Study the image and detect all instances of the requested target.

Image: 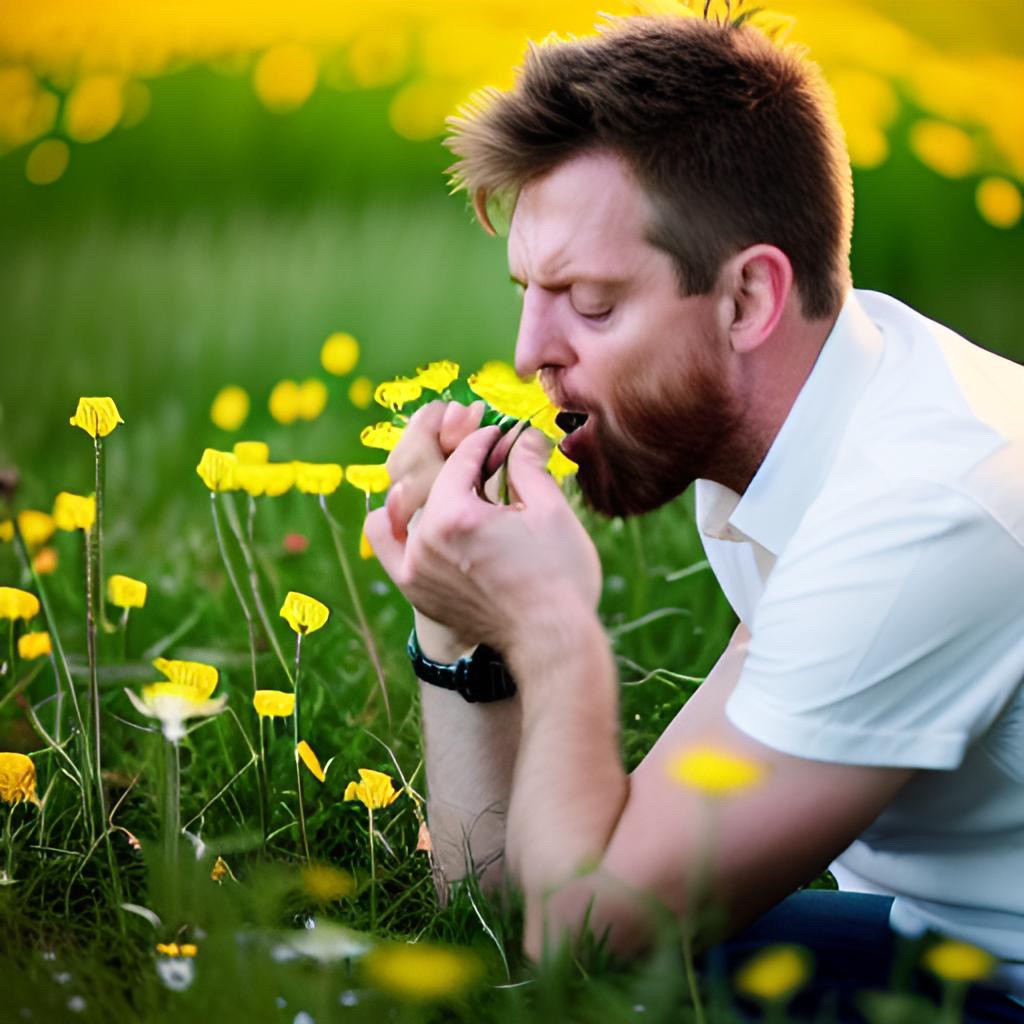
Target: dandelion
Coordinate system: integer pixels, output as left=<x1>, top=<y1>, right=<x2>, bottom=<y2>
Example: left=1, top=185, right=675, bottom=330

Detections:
left=359, top=422, right=405, bottom=452
left=298, top=379, right=328, bottom=421
left=345, top=768, right=401, bottom=929
left=374, top=378, right=423, bottom=412
left=107, top=574, right=147, bottom=610
left=293, top=462, right=343, bottom=495
left=667, top=746, right=766, bottom=796
left=68, top=397, right=123, bottom=438
left=0, top=752, right=39, bottom=805
left=195, top=449, right=238, bottom=492
left=233, top=440, right=269, bottom=464
left=362, top=942, right=481, bottom=1002
left=17, top=631, right=51, bottom=660
left=280, top=592, right=330, bottom=636
left=345, top=464, right=390, bottom=496
left=734, top=944, right=812, bottom=1003
left=922, top=940, right=996, bottom=983
left=348, top=376, right=373, bottom=409
left=16, top=509, right=55, bottom=549
left=321, top=332, right=360, bottom=376
left=302, top=864, right=354, bottom=903
left=269, top=379, right=302, bottom=425
left=32, top=547, right=58, bottom=575
left=210, top=385, right=250, bottom=431
left=413, top=360, right=460, bottom=392
left=52, top=492, right=96, bottom=532
left=253, top=690, right=295, bottom=718
left=0, top=587, right=40, bottom=621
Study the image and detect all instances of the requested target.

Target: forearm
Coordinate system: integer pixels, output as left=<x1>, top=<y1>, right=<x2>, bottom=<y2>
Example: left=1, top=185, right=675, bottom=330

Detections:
left=505, top=610, right=628, bottom=957
left=417, top=616, right=521, bottom=896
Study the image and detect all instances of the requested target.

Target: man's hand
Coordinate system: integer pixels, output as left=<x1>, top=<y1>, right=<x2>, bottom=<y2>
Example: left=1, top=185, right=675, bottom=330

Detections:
left=367, top=421, right=602, bottom=660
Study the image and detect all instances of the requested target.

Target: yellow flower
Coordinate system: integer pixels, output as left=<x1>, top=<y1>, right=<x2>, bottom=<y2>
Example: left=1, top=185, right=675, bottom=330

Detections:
left=298, top=378, right=329, bottom=421
left=155, top=942, right=198, bottom=957
left=909, top=120, right=976, bottom=179
left=233, top=441, right=269, bottom=465
left=210, top=385, right=250, bottom=431
left=374, top=378, right=423, bottom=411
left=302, top=864, right=354, bottom=902
left=53, top=491, right=96, bottom=532
left=107, top=574, right=147, bottom=610
left=734, top=945, right=811, bottom=1002
left=343, top=768, right=399, bottom=810
left=253, top=42, right=317, bottom=113
left=297, top=740, right=326, bottom=782
left=922, top=940, right=996, bottom=983
left=321, top=332, right=360, bottom=376
left=293, top=462, right=344, bottom=495
left=0, top=752, right=40, bottom=805
left=152, top=657, right=219, bottom=699
left=252, top=689, right=295, bottom=718
left=17, top=631, right=51, bottom=660
left=269, top=379, right=302, bottom=425
left=348, top=376, right=373, bottom=409
left=0, top=587, right=40, bottom=621
left=195, top=449, right=238, bottom=492
left=360, top=422, right=405, bottom=452
left=468, top=361, right=563, bottom=441
left=32, top=547, right=58, bottom=575
left=362, top=942, right=480, bottom=1002
left=0, top=521, right=11, bottom=543
left=126, top=682, right=227, bottom=743
left=210, top=856, right=230, bottom=882
left=17, top=509, right=55, bottom=548
left=413, top=360, right=459, bottom=392
left=235, top=462, right=295, bottom=498
left=280, top=591, right=330, bottom=635
left=345, top=464, right=390, bottom=495
left=667, top=746, right=766, bottom=796
left=359, top=527, right=374, bottom=560
left=547, top=447, right=579, bottom=484
left=69, top=396, right=124, bottom=438
left=976, top=177, right=1022, bottom=230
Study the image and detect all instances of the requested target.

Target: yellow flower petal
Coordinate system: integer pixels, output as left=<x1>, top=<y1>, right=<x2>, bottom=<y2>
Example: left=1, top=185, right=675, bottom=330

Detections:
left=0, top=587, right=41, bottom=621
left=252, top=689, right=295, bottom=718
left=343, top=768, right=400, bottom=810
left=293, top=462, right=344, bottom=495
left=359, top=527, right=374, bottom=560
left=17, top=509, right=55, bottom=548
left=413, top=360, right=459, bottom=392
left=345, top=464, right=390, bottom=495
left=321, top=332, right=360, bottom=376
left=360, top=422, right=405, bottom=452
left=210, top=856, right=230, bottom=882
left=18, top=631, right=51, bottom=660
left=195, top=449, right=238, bottom=493
left=922, top=940, right=996, bottom=983
left=280, top=591, right=330, bottom=635
left=547, top=447, right=578, bottom=484
left=53, top=491, right=96, bottom=532
left=69, top=396, right=124, bottom=438
left=152, top=657, right=218, bottom=699
left=348, top=376, right=373, bottom=410
left=0, top=752, right=40, bottom=805
left=232, top=440, right=269, bottom=465
left=235, top=462, right=295, bottom=498
left=210, top=385, right=250, bottom=432
left=302, top=864, right=354, bottom=902
left=107, top=574, right=147, bottom=610
left=362, top=942, right=480, bottom=1002
left=298, top=378, right=328, bottom=421
left=667, top=746, right=765, bottom=796
left=179, top=944, right=198, bottom=957
left=128, top=685, right=227, bottom=743
left=735, top=945, right=811, bottom=1002
left=269, top=379, right=301, bottom=425
left=155, top=943, right=179, bottom=957
left=297, top=740, right=326, bottom=782
left=374, top=378, right=422, bottom=411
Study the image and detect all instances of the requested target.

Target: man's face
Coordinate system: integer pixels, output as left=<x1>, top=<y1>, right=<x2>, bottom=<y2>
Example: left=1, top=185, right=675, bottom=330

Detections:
left=508, top=151, right=742, bottom=516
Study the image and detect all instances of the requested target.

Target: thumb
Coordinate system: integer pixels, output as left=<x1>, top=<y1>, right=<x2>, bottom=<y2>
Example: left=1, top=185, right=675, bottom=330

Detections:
left=506, top=428, right=561, bottom=505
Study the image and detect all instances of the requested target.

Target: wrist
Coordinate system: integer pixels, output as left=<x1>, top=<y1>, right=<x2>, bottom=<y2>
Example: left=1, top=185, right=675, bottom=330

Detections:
left=414, top=610, right=473, bottom=663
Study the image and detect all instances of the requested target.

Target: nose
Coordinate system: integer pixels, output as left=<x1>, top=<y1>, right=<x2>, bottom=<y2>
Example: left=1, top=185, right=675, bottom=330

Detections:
left=514, top=288, right=574, bottom=379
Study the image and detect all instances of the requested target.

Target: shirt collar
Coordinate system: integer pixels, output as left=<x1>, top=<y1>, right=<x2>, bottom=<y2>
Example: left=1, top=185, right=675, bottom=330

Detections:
left=696, top=290, right=884, bottom=555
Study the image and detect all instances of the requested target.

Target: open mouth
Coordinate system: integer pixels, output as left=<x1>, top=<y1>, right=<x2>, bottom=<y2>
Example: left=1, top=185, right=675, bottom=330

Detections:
left=556, top=410, right=589, bottom=435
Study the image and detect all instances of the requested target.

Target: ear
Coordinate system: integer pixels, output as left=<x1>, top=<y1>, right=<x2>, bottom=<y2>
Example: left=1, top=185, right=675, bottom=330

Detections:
left=721, top=245, right=793, bottom=355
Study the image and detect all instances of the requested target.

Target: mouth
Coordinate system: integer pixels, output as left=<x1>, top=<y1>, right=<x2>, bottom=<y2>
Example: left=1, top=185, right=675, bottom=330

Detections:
left=555, top=410, right=589, bottom=435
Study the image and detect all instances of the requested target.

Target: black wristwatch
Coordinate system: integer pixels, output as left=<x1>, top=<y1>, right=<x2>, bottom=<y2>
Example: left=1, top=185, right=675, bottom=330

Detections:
left=407, top=629, right=517, bottom=703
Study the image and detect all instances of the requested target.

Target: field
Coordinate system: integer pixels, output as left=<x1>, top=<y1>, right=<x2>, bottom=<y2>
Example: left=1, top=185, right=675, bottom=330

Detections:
left=1, top=3, right=1023, bottom=1021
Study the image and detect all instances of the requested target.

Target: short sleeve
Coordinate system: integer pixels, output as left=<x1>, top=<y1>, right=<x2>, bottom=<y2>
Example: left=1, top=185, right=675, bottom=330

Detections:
left=726, top=480, right=1024, bottom=770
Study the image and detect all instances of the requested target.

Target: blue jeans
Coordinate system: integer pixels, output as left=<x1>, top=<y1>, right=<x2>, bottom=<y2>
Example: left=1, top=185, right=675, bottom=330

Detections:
left=704, top=891, right=1024, bottom=1023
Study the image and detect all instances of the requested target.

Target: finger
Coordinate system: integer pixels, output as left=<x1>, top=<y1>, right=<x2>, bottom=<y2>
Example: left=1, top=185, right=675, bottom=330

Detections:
left=385, top=401, right=446, bottom=479
left=483, top=421, right=523, bottom=478
left=439, top=400, right=485, bottom=456
left=428, top=426, right=502, bottom=505
left=364, top=508, right=406, bottom=581
left=505, top=428, right=561, bottom=505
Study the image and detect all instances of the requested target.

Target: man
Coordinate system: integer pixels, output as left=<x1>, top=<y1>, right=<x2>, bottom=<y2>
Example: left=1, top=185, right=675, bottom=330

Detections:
left=364, top=14, right=1024, bottom=1016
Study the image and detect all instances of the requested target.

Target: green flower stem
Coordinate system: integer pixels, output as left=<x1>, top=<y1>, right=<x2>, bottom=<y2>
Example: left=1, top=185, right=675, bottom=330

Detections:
left=319, top=495, right=392, bottom=728
left=94, top=438, right=114, bottom=634
left=119, top=608, right=130, bottom=662
left=292, top=632, right=310, bottom=863
left=5, top=620, right=12, bottom=680
left=165, top=738, right=181, bottom=871
left=48, top=650, right=63, bottom=744
left=208, top=492, right=261, bottom=694
left=682, top=928, right=707, bottom=1024
left=3, top=805, right=12, bottom=882
left=368, top=805, right=377, bottom=932
left=257, top=714, right=270, bottom=847
left=222, top=493, right=293, bottom=689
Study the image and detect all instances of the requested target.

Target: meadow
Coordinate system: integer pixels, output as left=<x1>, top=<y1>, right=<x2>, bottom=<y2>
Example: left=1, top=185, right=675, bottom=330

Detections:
left=1, top=5, right=1023, bottom=1021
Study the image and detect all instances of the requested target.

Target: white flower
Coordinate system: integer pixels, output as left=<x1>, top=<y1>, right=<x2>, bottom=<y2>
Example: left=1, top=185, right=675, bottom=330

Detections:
left=125, top=684, right=227, bottom=743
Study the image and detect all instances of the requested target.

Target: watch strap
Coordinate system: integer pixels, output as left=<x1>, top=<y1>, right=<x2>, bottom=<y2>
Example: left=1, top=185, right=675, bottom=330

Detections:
left=407, top=629, right=517, bottom=703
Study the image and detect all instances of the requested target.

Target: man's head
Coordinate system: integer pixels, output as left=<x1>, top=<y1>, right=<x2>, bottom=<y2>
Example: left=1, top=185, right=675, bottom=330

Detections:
left=447, top=16, right=852, bottom=322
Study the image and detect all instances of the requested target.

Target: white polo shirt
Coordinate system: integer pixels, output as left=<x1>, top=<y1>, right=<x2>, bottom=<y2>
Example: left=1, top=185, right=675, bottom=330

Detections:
left=695, top=289, right=1024, bottom=964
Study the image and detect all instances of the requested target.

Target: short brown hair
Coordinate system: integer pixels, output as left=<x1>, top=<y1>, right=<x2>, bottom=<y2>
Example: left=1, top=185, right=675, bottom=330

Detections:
left=446, top=16, right=852, bottom=320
